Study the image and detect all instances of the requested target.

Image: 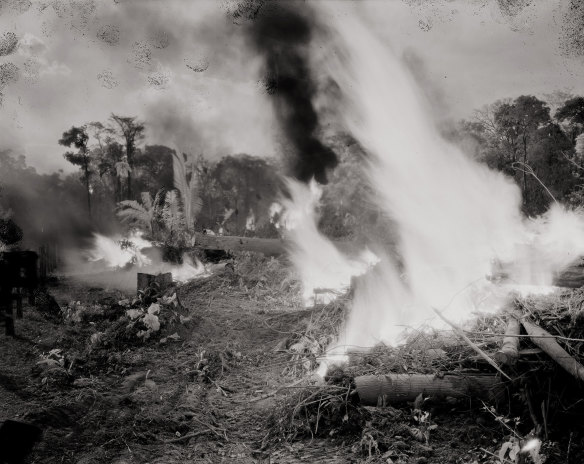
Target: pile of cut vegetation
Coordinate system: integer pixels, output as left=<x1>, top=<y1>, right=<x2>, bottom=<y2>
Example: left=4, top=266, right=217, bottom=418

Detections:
left=263, top=288, right=584, bottom=464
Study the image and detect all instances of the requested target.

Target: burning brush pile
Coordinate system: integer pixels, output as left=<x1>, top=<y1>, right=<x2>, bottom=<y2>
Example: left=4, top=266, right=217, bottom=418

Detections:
left=23, top=2, right=584, bottom=461
left=242, top=3, right=584, bottom=462
left=260, top=287, right=584, bottom=463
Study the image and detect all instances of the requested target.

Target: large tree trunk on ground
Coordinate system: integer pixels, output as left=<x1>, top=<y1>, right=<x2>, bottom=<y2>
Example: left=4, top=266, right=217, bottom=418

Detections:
left=194, top=234, right=286, bottom=256
left=193, top=233, right=360, bottom=257
left=193, top=233, right=584, bottom=289
left=354, top=373, right=505, bottom=406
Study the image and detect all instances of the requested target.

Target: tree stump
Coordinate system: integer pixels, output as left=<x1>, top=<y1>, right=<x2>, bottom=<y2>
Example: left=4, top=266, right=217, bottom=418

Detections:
left=137, top=272, right=173, bottom=295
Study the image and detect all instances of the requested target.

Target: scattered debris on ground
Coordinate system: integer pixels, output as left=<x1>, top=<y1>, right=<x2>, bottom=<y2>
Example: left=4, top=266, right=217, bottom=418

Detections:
left=1, top=253, right=583, bottom=463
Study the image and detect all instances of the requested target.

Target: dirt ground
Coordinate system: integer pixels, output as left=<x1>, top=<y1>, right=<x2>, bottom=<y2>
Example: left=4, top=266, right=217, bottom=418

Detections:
left=0, top=262, right=579, bottom=463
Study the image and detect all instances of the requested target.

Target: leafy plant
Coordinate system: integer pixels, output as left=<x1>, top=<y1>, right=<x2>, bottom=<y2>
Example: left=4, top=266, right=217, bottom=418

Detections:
left=117, top=190, right=163, bottom=234
left=161, top=189, right=184, bottom=234
left=172, top=149, right=202, bottom=233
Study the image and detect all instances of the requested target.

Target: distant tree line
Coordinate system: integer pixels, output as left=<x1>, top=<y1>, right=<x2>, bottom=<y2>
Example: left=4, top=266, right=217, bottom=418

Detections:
left=4, top=94, right=583, bottom=251
left=0, top=115, right=287, bottom=250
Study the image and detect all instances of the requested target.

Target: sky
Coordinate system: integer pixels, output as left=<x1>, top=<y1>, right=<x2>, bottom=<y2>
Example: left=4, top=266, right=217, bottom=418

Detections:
left=0, top=0, right=583, bottom=174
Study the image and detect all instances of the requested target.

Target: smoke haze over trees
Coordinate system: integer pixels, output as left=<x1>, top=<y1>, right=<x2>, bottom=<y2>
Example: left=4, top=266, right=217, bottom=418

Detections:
left=2, top=2, right=584, bottom=251
left=446, top=94, right=584, bottom=216
left=5, top=89, right=584, bottom=252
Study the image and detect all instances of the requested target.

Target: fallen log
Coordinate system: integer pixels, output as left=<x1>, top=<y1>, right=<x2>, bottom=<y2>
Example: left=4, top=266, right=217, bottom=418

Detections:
left=354, top=373, right=505, bottom=406
left=494, top=310, right=521, bottom=366
left=519, top=317, right=584, bottom=382
left=194, top=233, right=285, bottom=256
left=193, top=233, right=360, bottom=257
left=193, top=235, right=584, bottom=288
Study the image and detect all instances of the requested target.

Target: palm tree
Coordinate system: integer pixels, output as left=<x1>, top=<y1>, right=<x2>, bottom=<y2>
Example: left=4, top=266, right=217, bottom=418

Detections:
left=117, top=190, right=163, bottom=235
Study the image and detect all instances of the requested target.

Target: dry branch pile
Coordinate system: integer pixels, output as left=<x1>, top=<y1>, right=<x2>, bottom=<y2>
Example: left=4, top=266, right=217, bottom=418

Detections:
left=263, top=287, right=584, bottom=463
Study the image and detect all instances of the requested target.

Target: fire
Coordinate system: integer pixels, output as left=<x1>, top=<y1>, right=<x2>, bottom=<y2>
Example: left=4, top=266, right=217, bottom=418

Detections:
left=245, top=210, right=256, bottom=232
left=284, top=3, right=584, bottom=375
left=280, top=179, right=379, bottom=307
left=86, top=231, right=208, bottom=283
left=167, top=255, right=210, bottom=283
left=87, top=231, right=152, bottom=268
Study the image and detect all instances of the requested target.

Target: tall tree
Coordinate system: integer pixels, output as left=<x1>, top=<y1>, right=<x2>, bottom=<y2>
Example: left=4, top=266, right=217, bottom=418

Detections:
left=87, top=121, right=124, bottom=203
left=455, top=95, right=584, bottom=214
left=555, top=96, right=584, bottom=143
left=493, top=96, right=551, bottom=200
left=59, top=126, right=92, bottom=218
left=96, top=141, right=125, bottom=203
left=133, top=145, right=174, bottom=194
left=110, top=115, right=145, bottom=199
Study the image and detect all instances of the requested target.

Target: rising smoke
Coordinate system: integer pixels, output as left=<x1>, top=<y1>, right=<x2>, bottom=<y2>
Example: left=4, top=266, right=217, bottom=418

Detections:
left=245, top=2, right=338, bottom=184
left=273, top=2, right=584, bottom=373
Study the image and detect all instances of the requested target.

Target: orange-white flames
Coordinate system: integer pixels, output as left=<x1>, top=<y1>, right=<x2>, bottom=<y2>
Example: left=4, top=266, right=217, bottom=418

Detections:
left=280, top=180, right=379, bottom=306
left=88, top=231, right=152, bottom=268
left=280, top=3, right=584, bottom=376
left=86, top=231, right=208, bottom=283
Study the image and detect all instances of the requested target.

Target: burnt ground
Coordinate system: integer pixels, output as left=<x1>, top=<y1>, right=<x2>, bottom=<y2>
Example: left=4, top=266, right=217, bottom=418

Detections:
left=0, top=262, right=580, bottom=463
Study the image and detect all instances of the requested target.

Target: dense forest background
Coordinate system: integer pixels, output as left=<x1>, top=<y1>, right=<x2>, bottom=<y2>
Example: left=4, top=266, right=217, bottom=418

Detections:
left=1, top=92, right=584, bottom=253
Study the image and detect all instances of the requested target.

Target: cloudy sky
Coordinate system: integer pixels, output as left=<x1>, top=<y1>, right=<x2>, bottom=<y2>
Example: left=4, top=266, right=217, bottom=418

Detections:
left=0, top=0, right=583, bottom=174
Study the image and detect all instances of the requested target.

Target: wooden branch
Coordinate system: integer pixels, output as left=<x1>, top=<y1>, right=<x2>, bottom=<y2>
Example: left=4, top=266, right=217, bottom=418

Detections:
left=432, top=307, right=512, bottom=381
left=519, top=316, right=584, bottom=382
left=354, top=374, right=505, bottom=406
left=494, top=310, right=521, bottom=366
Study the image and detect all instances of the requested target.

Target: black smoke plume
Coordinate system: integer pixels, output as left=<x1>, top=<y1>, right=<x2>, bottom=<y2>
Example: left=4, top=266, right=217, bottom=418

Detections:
left=245, top=2, right=338, bottom=184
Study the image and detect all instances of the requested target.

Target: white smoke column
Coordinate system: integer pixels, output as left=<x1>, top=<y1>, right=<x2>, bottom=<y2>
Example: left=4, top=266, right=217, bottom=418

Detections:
left=301, top=2, right=584, bottom=364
